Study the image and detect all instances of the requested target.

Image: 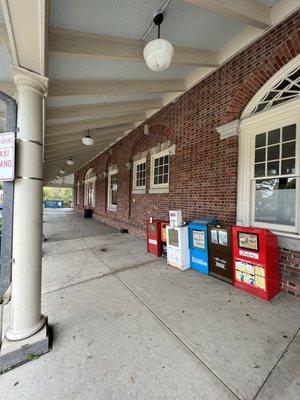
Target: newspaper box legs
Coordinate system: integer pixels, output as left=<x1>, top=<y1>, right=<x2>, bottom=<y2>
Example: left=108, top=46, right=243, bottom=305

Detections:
left=232, top=227, right=280, bottom=301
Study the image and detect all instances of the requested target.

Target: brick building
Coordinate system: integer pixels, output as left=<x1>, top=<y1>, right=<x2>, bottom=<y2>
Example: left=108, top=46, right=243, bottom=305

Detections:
left=74, top=10, right=300, bottom=296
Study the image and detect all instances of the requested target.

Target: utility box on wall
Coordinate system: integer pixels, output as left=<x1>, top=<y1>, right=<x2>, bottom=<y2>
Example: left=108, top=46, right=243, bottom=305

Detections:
left=232, top=227, right=280, bottom=301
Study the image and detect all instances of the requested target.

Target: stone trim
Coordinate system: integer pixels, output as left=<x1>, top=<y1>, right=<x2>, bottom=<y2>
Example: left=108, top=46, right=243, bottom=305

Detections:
left=216, top=119, right=240, bottom=140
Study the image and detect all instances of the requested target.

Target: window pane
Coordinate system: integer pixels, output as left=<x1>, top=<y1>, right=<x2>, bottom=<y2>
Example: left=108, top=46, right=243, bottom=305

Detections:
left=255, top=148, right=265, bottom=163
left=255, top=163, right=265, bottom=177
left=267, top=161, right=279, bottom=176
left=268, top=129, right=280, bottom=145
left=255, top=133, right=266, bottom=148
left=163, top=174, right=168, bottom=184
left=282, top=141, right=295, bottom=158
left=158, top=175, right=163, bottom=184
left=154, top=176, right=158, bottom=185
left=282, top=124, right=296, bottom=142
left=254, top=178, right=296, bottom=226
left=281, top=158, right=296, bottom=175
left=267, top=145, right=279, bottom=161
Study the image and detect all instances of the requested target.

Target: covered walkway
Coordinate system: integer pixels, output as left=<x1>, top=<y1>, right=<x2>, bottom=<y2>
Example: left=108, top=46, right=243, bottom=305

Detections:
left=1, top=209, right=299, bottom=400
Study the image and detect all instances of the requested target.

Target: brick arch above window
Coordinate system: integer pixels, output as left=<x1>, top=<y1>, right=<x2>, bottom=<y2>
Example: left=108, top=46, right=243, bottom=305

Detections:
left=221, top=34, right=300, bottom=125
left=130, top=122, right=173, bottom=161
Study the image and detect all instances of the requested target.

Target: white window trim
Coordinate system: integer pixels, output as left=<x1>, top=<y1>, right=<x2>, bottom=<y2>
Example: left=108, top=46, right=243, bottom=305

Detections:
left=76, top=181, right=80, bottom=205
left=132, top=158, right=146, bottom=194
left=237, top=99, right=300, bottom=238
left=84, top=169, right=96, bottom=208
left=150, top=149, right=170, bottom=194
left=107, top=169, right=117, bottom=211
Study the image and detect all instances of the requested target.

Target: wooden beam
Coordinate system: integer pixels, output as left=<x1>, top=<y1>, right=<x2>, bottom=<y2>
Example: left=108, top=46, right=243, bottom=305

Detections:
left=48, top=28, right=218, bottom=67
left=0, top=82, right=15, bottom=97
left=47, top=113, right=145, bottom=136
left=45, top=135, right=122, bottom=155
left=48, top=80, right=185, bottom=98
left=47, top=99, right=162, bottom=122
left=45, top=124, right=134, bottom=146
left=0, top=23, right=11, bottom=54
left=183, top=0, right=271, bottom=29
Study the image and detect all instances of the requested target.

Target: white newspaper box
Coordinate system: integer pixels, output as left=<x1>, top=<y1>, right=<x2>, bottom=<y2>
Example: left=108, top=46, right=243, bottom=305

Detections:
left=166, top=225, right=190, bottom=271
left=169, top=210, right=182, bottom=228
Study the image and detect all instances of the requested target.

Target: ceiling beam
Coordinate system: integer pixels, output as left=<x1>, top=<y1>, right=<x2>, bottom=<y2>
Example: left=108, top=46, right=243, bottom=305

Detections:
left=46, top=99, right=162, bottom=122
left=45, top=123, right=134, bottom=146
left=0, top=23, right=11, bottom=54
left=47, top=112, right=145, bottom=136
left=45, top=137, right=116, bottom=156
left=183, top=0, right=271, bottom=29
left=48, top=80, right=185, bottom=98
left=48, top=28, right=218, bottom=67
left=0, top=82, right=15, bottom=97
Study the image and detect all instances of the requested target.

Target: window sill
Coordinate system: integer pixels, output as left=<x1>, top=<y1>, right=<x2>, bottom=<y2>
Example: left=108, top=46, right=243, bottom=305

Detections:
left=132, top=189, right=146, bottom=195
left=149, top=187, right=169, bottom=194
left=107, top=206, right=117, bottom=212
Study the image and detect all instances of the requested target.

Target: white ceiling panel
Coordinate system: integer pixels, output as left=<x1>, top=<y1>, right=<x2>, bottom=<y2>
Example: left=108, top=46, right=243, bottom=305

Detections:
left=51, top=0, right=166, bottom=40
left=49, top=57, right=127, bottom=80
left=0, top=45, right=12, bottom=81
left=146, top=0, right=246, bottom=51
left=51, top=0, right=249, bottom=51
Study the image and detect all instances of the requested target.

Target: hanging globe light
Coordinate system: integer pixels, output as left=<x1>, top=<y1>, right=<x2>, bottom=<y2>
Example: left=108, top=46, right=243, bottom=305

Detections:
left=143, top=13, right=174, bottom=72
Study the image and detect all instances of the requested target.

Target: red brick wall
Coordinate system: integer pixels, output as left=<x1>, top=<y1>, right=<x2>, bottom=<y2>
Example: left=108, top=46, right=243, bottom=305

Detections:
left=75, top=11, right=300, bottom=296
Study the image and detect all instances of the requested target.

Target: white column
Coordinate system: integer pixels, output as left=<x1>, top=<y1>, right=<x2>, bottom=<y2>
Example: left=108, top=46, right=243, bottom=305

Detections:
left=6, top=66, right=48, bottom=341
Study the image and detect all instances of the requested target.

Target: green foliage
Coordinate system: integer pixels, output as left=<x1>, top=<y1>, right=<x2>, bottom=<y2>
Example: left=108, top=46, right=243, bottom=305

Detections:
left=43, top=187, right=73, bottom=207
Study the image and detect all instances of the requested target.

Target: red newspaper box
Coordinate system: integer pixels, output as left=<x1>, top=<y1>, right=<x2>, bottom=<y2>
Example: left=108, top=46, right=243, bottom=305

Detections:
left=232, top=226, right=280, bottom=301
left=146, top=220, right=168, bottom=257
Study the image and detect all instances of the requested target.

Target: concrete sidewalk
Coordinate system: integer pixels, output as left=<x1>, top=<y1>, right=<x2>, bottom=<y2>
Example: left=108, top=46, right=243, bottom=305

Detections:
left=1, top=209, right=299, bottom=400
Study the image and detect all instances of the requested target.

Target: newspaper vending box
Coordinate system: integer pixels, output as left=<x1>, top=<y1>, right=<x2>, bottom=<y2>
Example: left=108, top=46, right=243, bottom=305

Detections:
left=232, top=226, right=280, bottom=300
left=146, top=220, right=168, bottom=257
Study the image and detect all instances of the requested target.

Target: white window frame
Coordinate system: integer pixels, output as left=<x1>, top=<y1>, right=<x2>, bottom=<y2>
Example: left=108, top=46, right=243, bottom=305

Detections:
left=132, top=158, right=146, bottom=194
left=150, top=150, right=170, bottom=194
left=107, top=169, right=118, bottom=211
left=237, top=99, right=300, bottom=238
left=76, top=181, right=80, bottom=205
left=84, top=169, right=96, bottom=208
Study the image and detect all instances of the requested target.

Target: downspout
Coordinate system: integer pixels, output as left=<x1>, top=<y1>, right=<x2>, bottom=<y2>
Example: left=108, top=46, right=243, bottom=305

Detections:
left=0, top=90, right=17, bottom=347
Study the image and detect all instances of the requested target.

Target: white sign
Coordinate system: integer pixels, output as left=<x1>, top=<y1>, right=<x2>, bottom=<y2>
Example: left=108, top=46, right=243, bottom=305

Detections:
left=239, top=249, right=259, bottom=260
left=0, top=132, right=15, bottom=181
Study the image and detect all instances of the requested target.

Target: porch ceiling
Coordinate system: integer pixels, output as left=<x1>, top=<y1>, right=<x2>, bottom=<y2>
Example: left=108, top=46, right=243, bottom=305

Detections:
left=0, top=0, right=294, bottom=182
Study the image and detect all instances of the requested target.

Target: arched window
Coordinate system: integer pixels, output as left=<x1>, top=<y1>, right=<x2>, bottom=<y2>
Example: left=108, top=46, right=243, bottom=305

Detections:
left=84, top=168, right=96, bottom=208
left=237, top=56, right=300, bottom=237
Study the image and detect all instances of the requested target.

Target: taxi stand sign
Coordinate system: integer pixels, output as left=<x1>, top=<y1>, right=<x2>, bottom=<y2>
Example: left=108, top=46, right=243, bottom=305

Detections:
left=0, top=132, right=15, bottom=181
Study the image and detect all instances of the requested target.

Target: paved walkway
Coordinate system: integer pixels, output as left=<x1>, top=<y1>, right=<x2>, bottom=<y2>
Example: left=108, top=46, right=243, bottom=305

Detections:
left=1, top=209, right=299, bottom=400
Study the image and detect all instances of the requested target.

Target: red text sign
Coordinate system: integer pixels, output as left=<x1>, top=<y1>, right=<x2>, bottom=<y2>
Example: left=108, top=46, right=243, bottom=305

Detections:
left=0, top=132, right=15, bottom=181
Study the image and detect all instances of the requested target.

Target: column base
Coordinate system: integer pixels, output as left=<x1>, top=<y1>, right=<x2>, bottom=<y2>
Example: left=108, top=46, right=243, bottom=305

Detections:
left=0, top=318, right=50, bottom=374
left=5, top=314, right=46, bottom=341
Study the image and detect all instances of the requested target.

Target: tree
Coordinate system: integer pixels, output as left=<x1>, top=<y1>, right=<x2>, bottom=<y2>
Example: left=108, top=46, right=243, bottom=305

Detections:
left=43, top=187, right=73, bottom=207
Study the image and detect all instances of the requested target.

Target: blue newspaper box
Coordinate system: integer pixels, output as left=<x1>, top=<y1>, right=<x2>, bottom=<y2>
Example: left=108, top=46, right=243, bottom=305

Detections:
left=188, top=217, right=219, bottom=274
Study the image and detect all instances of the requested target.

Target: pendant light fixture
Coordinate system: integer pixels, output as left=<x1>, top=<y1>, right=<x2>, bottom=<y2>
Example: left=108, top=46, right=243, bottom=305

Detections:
left=82, top=129, right=94, bottom=146
left=60, top=169, right=65, bottom=174
left=143, top=13, right=174, bottom=72
left=67, top=158, right=75, bottom=166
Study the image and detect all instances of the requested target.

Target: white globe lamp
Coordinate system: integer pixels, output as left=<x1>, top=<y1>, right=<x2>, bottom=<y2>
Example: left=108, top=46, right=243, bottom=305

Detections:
left=82, top=131, right=94, bottom=146
left=144, top=38, right=174, bottom=72
left=67, top=158, right=75, bottom=166
left=143, top=13, right=174, bottom=72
